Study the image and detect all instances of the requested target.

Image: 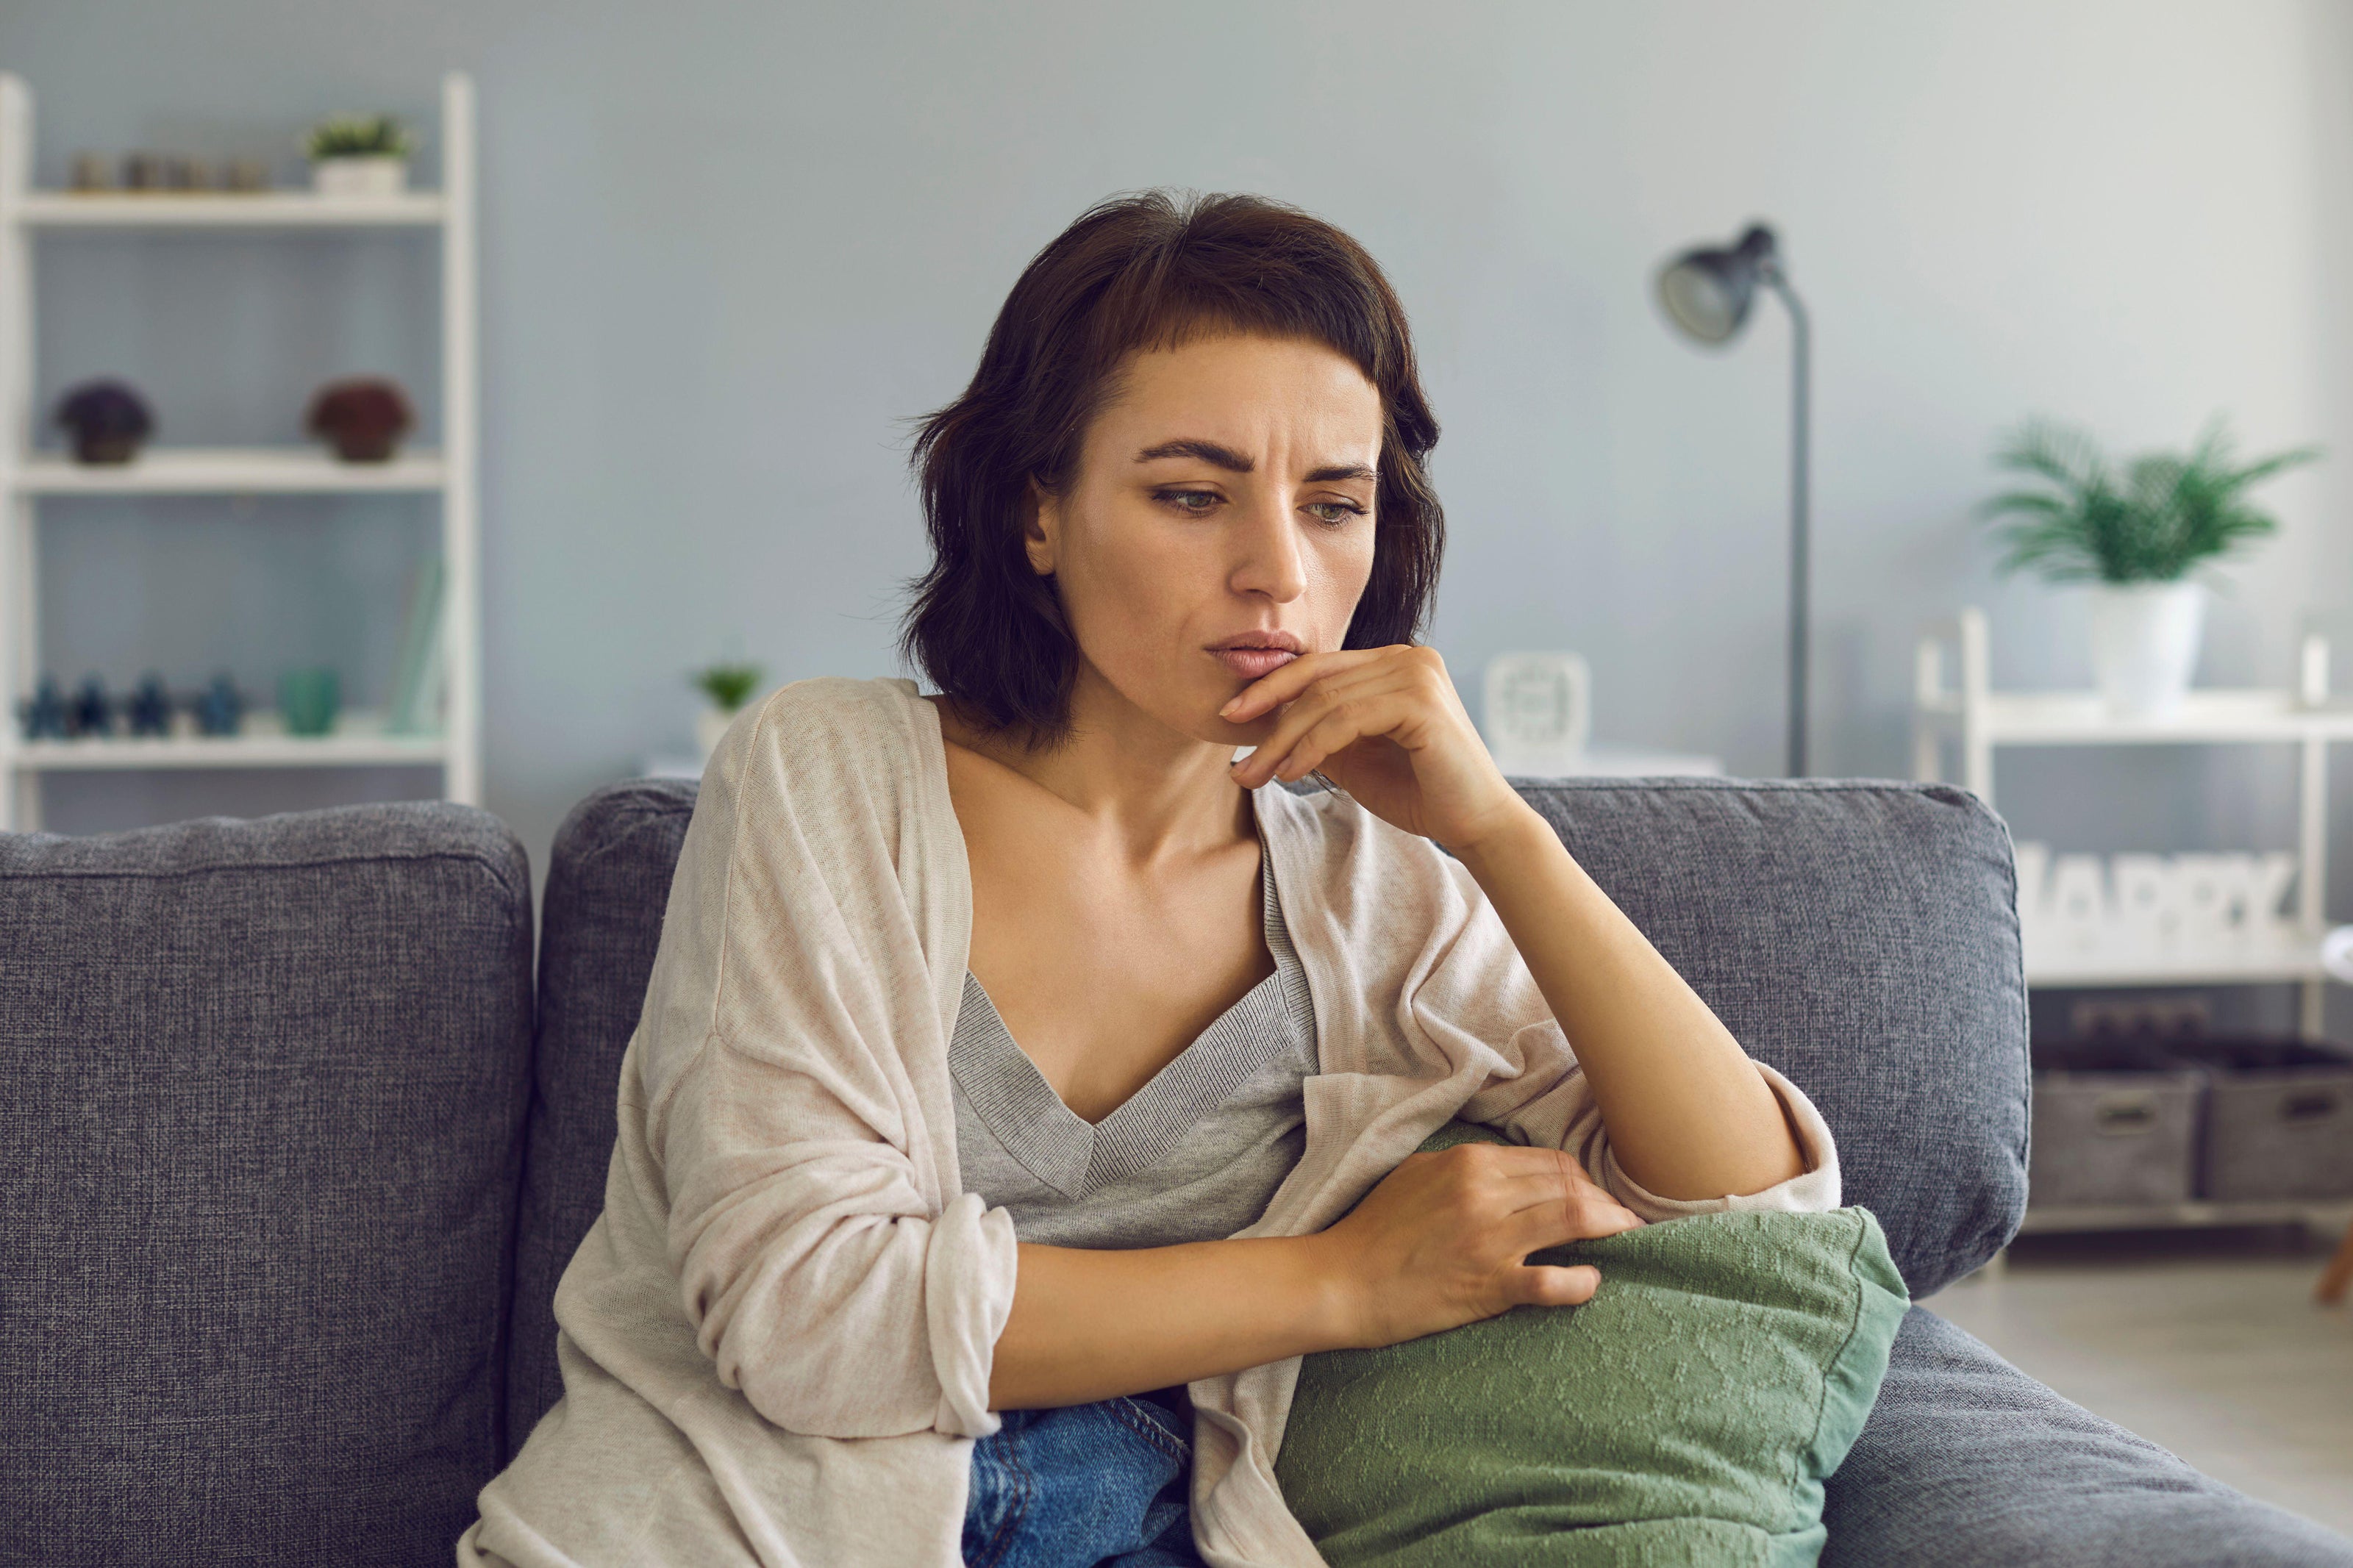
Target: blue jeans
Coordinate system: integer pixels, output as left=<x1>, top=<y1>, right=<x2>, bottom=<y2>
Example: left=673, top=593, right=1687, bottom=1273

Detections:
left=963, top=1389, right=1203, bottom=1567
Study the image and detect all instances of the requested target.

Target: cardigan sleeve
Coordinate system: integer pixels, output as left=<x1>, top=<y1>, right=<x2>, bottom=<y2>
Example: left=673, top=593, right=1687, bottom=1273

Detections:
left=660, top=1037, right=1016, bottom=1439
left=633, top=681, right=1018, bottom=1442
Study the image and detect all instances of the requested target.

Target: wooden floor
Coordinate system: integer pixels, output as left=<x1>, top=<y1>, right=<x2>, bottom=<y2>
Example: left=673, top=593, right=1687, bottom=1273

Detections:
left=1919, top=1225, right=2353, bottom=1539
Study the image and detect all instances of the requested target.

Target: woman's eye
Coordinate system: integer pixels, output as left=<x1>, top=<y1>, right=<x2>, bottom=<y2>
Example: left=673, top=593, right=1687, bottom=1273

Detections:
left=1154, top=488, right=1221, bottom=515
left=1304, top=501, right=1368, bottom=526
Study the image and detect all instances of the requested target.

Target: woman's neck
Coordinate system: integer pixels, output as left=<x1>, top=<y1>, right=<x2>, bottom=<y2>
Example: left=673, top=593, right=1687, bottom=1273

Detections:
left=932, top=664, right=1253, bottom=867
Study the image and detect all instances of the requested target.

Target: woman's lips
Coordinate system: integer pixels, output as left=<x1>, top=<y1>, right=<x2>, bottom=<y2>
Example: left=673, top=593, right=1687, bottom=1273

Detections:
left=1213, top=646, right=1299, bottom=680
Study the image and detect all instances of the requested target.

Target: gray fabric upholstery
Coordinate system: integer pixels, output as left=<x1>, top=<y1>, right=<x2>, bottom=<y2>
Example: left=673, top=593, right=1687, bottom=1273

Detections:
left=0, top=805, right=533, bottom=1568
left=1824, top=1306, right=2353, bottom=1566
left=1511, top=778, right=2029, bottom=1297
left=507, top=781, right=696, bottom=1456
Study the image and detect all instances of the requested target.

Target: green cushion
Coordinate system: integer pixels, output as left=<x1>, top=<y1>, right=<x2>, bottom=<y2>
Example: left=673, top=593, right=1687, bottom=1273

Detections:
left=1275, top=1122, right=1909, bottom=1567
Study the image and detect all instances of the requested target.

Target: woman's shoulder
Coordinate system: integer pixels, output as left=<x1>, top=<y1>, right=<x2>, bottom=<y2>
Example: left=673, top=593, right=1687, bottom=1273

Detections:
left=704, top=676, right=935, bottom=792
left=724, top=674, right=928, bottom=751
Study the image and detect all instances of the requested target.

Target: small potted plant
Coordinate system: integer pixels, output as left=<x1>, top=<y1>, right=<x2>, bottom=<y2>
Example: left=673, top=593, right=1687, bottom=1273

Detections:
left=54, top=380, right=154, bottom=464
left=304, top=114, right=413, bottom=198
left=1977, top=414, right=2321, bottom=720
left=306, top=377, right=414, bottom=462
left=692, top=660, right=766, bottom=759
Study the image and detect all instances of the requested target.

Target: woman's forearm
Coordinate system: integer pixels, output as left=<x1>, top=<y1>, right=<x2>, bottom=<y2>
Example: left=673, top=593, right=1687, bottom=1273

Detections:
left=1452, top=805, right=1806, bottom=1203
left=988, top=1234, right=1350, bottom=1410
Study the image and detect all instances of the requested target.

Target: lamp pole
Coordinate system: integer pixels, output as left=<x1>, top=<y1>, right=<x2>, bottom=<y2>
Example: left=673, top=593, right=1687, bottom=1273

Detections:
left=1653, top=222, right=1813, bottom=778
left=1763, top=265, right=1810, bottom=778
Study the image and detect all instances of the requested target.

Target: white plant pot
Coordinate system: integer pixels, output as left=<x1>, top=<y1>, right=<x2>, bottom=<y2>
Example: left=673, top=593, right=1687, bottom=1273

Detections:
left=2088, top=581, right=2206, bottom=721
left=310, top=156, right=407, bottom=198
left=696, top=706, right=738, bottom=761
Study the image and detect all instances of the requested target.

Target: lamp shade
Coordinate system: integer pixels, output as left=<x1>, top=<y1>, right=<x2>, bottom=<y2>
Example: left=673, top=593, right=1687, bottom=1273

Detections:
left=1654, top=223, right=1779, bottom=344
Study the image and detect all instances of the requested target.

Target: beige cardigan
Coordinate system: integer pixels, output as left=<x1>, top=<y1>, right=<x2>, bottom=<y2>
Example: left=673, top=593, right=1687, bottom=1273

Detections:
left=460, top=676, right=1841, bottom=1568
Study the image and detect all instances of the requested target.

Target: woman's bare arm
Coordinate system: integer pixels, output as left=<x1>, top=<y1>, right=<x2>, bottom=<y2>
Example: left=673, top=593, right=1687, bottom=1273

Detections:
left=990, top=1236, right=1339, bottom=1408
left=1221, top=643, right=1807, bottom=1206
left=1454, top=809, right=1807, bottom=1202
left=988, top=1137, right=1644, bottom=1409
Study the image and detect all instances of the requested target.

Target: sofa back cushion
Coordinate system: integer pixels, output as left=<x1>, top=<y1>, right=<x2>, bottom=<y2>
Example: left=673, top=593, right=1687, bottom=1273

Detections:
left=0, top=805, right=534, bottom=1568
left=510, top=774, right=2026, bottom=1445
left=507, top=781, right=699, bottom=1454
left=1515, top=779, right=2027, bottom=1293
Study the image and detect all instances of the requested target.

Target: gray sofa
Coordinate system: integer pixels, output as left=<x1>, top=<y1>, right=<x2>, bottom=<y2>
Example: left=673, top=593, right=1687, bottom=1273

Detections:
left=4, top=775, right=2348, bottom=1567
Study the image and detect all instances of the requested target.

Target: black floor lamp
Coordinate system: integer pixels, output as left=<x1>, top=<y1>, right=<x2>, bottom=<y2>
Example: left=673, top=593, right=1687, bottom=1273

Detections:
left=1653, top=223, right=1812, bottom=778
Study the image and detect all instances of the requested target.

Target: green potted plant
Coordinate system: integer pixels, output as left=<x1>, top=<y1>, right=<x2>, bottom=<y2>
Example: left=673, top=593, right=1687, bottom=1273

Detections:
left=1976, top=414, right=2320, bottom=720
left=691, top=659, right=766, bottom=759
left=304, top=114, right=413, bottom=199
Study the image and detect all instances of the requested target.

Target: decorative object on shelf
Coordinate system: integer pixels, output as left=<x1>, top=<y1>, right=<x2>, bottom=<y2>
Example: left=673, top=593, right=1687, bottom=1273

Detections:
left=304, top=113, right=412, bottom=198
left=305, top=377, right=413, bottom=462
left=14, top=675, right=69, bottom=741
left=1975, top=415, right=2322, bottom=722
left=383, top=556, right=446, bottom=735
left=68, top=675, right=113, bottom=737
left=1482, top=651, right=1590, bottom=775
left=1652, top=221, right=1812, bottom=776
left=1477, top=651, right=1725, bottom=778
left=53, top=379, right=153, bottom=465
left=192, top=673, right=246, bottom=737
left=124, top=672, right=172, bottom=737
left=278, top=667, right=340, bottom=737
left=66, top=150, right=271, bottom=196
left=2015, top=841, right=2303, bottom=972
left=692, top=657, right=766, bottom=759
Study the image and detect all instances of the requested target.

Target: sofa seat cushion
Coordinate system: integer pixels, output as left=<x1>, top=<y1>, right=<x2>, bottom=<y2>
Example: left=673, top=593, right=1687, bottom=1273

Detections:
left=1821, top=1306, right=2353, bottom=1567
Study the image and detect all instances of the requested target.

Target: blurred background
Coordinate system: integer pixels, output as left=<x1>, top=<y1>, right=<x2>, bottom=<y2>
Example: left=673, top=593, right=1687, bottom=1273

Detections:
left=5, top=0, right=2352, bottom=1528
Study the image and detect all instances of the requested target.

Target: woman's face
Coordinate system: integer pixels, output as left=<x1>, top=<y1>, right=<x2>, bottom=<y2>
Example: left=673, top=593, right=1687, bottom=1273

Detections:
left=1029, top=332, right=1384, bottom=749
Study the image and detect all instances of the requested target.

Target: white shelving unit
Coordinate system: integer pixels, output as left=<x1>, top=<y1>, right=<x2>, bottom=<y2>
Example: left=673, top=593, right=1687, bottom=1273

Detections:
left=1915, top=606, right=2353, bottom=1261
left=0, top=71, right=480, bottom=831
left=1913, top=606, right=2347, bottom=1027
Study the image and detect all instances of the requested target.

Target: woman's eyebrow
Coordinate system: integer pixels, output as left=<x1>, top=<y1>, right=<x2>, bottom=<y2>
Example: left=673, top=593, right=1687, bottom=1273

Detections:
left=1134, top=440, right=1377, bottom=485
left=1135, top=438, right=1252, bottom=470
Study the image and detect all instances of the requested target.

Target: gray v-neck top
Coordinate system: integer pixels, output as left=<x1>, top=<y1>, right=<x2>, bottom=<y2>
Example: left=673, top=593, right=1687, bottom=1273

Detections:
left=949, top=843, right=1318, bottom=1250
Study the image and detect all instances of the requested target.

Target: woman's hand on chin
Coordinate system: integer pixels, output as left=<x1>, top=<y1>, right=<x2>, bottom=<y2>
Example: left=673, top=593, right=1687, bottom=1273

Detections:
left=1220, top=644, right=1531, bottom=853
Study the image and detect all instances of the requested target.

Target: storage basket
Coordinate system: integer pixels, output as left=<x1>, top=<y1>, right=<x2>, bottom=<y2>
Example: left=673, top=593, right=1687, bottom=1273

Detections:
left=2160, top=1036, right=2353, bottom=1203
left=2027, top=1036, right=2204, bottom=1209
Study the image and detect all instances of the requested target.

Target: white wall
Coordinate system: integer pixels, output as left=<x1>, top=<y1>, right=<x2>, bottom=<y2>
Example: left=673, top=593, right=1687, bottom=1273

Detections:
left=10, top=0, right=2352, bottom=1009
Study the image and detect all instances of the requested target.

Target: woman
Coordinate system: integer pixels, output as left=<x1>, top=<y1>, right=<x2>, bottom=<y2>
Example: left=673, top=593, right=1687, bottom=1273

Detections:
left=460, top=191, right=1838, bottom=1568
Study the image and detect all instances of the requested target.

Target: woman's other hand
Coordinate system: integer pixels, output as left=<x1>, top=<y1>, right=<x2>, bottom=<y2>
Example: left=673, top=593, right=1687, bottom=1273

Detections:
left=1309, top=1139, right=1646, bottom=1350
left=1219, top=645, right=1527, bottom=853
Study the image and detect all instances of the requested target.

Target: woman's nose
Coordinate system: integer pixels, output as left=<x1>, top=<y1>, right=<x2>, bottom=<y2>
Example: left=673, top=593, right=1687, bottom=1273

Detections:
left=1229, top=497, right=1308, bottom=603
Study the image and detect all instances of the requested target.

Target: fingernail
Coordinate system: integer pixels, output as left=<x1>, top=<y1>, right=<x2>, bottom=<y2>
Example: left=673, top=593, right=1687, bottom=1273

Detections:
left=1218, top=697, right=1241, bottom=717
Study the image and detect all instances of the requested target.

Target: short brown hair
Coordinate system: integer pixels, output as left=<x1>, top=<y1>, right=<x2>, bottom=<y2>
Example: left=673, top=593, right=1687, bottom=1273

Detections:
left=900, top=190, right=1444, bottom=742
